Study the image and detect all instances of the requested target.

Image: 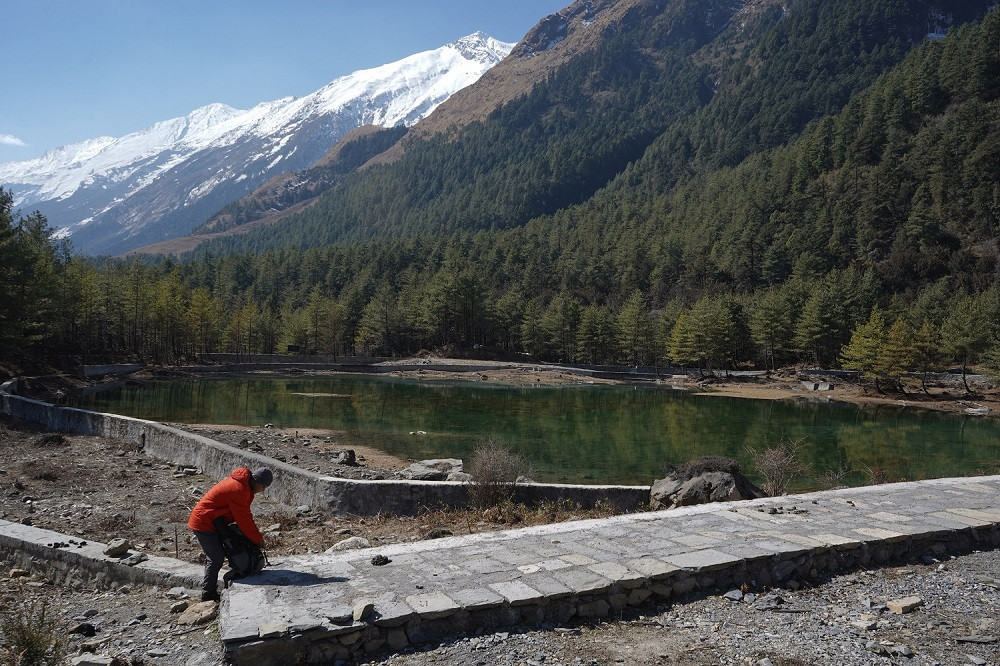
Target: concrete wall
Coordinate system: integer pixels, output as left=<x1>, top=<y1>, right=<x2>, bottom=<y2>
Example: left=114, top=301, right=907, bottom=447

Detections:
left=76, top=364, right=143, bottom=379
left=0, top=392, right=649, bottom=516
left=0, top=519, right=201, bottom=590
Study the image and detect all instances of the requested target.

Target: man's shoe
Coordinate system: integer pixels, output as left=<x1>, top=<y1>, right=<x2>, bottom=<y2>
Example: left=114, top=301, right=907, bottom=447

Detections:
left=201, top=591, right=221, bottom=603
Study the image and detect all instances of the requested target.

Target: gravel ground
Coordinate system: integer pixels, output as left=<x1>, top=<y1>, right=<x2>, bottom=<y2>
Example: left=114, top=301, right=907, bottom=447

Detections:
left=369, top=550, right=1000, bottom=666
left=1, top=413, right=998, bottom=665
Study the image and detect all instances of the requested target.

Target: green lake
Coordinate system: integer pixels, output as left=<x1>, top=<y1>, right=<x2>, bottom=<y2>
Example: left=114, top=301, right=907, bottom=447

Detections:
left=68, top=375, right=1000, bottom=488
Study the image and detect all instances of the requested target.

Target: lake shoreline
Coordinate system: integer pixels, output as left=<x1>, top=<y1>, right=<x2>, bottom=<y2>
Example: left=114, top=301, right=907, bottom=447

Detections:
left=123, top=356, right=1000, bottom=420
left=319, top=357, right=1000, bottom=419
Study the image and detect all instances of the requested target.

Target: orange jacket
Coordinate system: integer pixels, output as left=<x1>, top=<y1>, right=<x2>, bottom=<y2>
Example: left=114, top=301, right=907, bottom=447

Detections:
left=187, top=467, right=264, bottom=545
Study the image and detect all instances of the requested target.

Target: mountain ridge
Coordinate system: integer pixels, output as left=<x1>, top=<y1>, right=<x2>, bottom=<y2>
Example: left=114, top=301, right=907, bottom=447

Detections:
left=197, top=0, right=991, bottom=259
left=0, top=33, right=512, bottom=255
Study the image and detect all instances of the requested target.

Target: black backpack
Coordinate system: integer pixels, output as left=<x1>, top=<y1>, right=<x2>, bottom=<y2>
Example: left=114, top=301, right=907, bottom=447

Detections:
left=213, top=517, right=268, bottom=585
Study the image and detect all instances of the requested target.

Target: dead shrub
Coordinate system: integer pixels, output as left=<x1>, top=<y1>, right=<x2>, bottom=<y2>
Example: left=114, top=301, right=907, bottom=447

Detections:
left=467, top=440, right=529, bottom=509
left=861, top=464, right=901, bottom=486
left=820, top=463, right=853, bottom=489
left=0, top=599, right=67, bottom=666
left=479, top=501, right=525, bottom=524
left=743, top=438, right=810, bottom=497
left=32, top=434, right=65, bottom=448
left=663, top=456, right=743, bottom=481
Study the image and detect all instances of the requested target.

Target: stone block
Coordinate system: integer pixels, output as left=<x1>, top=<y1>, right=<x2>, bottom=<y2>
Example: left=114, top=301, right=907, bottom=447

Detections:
left=771, top=560, right=797, bottom=583
left=628, top=588, right=652, bottom=605
left=671, top=576, right=697, bottom=595
left=576, top=599, right=610, bottom=618
left=258, top=621, right=287, bottom=639
left=406, top=619, right=454, bottom=645
left=449, top=587, right=505, bottom=610
left=372, top=599, right=417, bottom=627
left=664, top=548, right=740, bottom=571
left=544, top=600, right=577, bottom=624
left=363, top=637, right=386, bottom=654
left=520, top=605, right=545, bottom=624
left=626, top=556, right=679, bottom=580
left=386, top=627, right=409, bottom=652
left=353, top=599, right=375, bottom=622
left=651, top=583, right=673, bottom=600
left=887, top=596, right=923, bottom=614
left=406, top=591, right=458, bottom=620
left=488, top=580, right=544, bottom=606
left=103, top=538, right=130, bottom=558
left=521, top=574, right=574, bottom=599
left=552, top=568, right=612, bottom=595
left=588, top=561, right=644, bottom=587
left=339, top=630, right=362, bottom=646
left=176, top=600, right=218, bottom=626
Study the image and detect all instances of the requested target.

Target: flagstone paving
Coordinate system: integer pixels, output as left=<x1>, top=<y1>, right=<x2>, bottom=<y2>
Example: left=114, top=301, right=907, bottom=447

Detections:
left=221, top=476, right=1000, bottom=664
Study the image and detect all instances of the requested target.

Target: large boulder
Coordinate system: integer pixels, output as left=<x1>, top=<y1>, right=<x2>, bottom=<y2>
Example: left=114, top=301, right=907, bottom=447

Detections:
left=650, top=457, right=764, bottom=509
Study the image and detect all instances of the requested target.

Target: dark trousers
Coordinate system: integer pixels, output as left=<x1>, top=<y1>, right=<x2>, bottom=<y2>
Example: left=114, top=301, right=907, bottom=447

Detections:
left=193, top=529, right=225, bottom=594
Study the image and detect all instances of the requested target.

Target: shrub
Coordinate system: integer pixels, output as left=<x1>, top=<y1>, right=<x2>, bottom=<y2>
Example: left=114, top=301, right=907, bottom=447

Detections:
left=821, top=463, right=853, bottom=489
left=663, top=456, right=742, bottom=481
left=0, top=599, right=67, bottom=666
left=861, top=464, right=901, bottom=485
left=743, top=438, right=810, bottom=496
left=467, top=440, right=529, bottom=509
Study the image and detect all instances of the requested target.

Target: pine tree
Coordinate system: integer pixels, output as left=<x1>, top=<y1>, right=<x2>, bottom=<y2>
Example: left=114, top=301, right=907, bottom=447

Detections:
left=840, top=307, right=885, bottom=391
left=186, top=287, right=220, bottom=358
left=667, top=310, right=698, bottom=369
left=875, top=316, right=914, bottom=392
left=576, top=304, right=616, bottom=365
left=519, top=300, right=545, bottom=359
left=940, top=295, right=991, bottom=394
left=750, top=288, right=794, bottom=371
left=911, top=318, right=943, bottom=394
left=355, top=282, right=399, bottom=356
left=616, top=291, right=654, bottom=366
left=689, top=296, right=736, bottom=374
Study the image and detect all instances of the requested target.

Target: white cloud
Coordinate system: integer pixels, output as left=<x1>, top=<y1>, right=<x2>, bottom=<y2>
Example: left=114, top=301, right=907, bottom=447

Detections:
left=0, top=134, right=27, bottom=147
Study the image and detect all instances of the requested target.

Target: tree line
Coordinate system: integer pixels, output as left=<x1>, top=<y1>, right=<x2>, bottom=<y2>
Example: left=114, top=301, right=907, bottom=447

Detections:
left=4, top=193, right=1000, bottom=392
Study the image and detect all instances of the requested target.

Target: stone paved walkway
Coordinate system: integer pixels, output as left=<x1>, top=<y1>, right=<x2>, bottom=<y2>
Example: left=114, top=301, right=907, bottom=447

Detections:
left=221, top=476, right=1000, bottom=664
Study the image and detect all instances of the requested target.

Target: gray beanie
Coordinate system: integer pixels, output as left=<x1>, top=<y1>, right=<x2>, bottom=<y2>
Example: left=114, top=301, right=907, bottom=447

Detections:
left=251, top=467, right=273, bottom=488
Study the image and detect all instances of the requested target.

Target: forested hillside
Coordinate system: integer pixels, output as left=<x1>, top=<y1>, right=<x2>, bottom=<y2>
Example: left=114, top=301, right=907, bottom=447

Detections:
left=2, top=1, right=998, bottom=383
left=198, top=0, right=990, bottom=252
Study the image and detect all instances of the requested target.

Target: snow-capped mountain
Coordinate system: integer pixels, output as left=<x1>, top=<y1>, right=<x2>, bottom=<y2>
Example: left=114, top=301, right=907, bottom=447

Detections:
left=0, top=33, right=512, bottom=255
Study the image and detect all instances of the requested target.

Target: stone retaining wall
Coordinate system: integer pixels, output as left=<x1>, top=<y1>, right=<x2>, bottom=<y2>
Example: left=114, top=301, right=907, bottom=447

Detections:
left=227, top=523, right=1000, bottom=665
left=0, top=519, right=201, bottom=591
left=0, top=392, right=649, bottom=516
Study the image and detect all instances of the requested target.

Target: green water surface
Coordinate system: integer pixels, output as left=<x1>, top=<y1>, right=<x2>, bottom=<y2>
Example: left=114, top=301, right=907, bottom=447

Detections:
left=68, top=375, right=1000, bottom=487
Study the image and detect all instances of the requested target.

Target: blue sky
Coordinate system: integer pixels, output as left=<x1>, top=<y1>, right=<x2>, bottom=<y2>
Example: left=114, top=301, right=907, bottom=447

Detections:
left=0, top=1, right=567, bottom=163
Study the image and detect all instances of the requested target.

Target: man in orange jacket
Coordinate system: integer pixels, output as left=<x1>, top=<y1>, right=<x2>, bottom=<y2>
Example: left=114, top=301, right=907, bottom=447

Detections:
left=188, top=466, right=272, bottom=602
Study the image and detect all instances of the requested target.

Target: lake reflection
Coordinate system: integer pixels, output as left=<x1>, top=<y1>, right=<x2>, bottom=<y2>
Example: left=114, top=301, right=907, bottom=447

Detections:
left=68, top=375, right=1000, bottom=487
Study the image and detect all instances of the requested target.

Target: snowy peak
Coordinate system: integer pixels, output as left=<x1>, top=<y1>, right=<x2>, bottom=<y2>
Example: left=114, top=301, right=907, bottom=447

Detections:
left=450, top=31, right=513, bottom=63
left=179, top=103, right=245, bottom=139
left=0, top=33, right=512, bottom=255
